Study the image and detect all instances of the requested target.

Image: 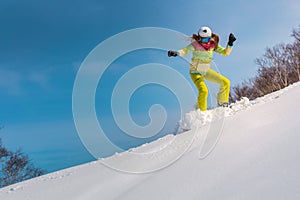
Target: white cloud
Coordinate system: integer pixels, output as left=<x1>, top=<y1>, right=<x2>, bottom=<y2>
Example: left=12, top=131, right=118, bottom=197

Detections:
left=28, top=69, right=52, bottom=88
left=0, top=68, right=52, bottom=95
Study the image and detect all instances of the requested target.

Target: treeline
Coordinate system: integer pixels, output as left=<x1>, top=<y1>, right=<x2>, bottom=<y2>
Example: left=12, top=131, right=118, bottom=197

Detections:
left=230, top=25, right=300, bottom=102
left=0, top=135, right=45, bottom=188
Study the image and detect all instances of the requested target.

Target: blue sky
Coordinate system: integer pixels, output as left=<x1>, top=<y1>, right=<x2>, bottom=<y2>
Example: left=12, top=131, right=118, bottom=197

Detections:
left=0, top=0, right=300, bottom=173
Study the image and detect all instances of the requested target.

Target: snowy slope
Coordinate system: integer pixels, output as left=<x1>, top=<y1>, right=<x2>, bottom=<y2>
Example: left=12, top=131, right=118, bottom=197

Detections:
left=1, top=82, right=300, bottom=200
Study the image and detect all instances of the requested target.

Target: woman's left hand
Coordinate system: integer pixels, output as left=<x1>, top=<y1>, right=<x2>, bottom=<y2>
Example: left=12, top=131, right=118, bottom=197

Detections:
left=228, top=33, right=236, bottom=46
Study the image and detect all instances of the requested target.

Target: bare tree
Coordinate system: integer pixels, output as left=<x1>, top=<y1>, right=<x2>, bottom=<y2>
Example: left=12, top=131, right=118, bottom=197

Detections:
left=292, top=25, right=300, bottom=42
left=286, top=26, right=300, bottom=82
left=230, top=24, right=300, bottom=103
left=285, top=43, right=300, bottom=82
left=0, top=138, right=45, bottom=188
left=230, top=79, right=258, bottom=101
left=256, top=44, right=289, bottom=89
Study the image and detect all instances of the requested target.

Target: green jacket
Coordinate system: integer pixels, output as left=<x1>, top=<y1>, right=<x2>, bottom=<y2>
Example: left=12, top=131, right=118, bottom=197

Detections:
left=177, top=40, right=232, bottom=74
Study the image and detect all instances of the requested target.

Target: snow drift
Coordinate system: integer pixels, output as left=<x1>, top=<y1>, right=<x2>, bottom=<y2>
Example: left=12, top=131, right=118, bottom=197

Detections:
left=1, top=82, right=300, bottom=200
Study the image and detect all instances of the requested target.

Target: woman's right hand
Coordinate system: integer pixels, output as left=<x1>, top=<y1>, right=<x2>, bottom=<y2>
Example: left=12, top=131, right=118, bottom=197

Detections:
left=168, top=50, right=178, bottom=57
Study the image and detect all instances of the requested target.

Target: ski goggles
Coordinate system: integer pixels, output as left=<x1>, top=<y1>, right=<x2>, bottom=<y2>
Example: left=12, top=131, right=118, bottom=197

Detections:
left=201, top=37, right=211, bottom=43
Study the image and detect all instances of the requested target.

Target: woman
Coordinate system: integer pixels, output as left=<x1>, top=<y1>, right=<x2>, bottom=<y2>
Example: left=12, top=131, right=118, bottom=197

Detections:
left=168, top=26, right=236, bottom=111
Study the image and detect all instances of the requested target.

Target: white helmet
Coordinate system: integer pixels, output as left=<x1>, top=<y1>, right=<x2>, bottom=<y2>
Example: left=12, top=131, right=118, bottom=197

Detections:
left=198, top=26, right=212, bottom=37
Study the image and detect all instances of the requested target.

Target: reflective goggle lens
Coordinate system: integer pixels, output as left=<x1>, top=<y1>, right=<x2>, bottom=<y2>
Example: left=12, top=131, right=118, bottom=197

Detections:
left=201, top=37, right=211, bottom=43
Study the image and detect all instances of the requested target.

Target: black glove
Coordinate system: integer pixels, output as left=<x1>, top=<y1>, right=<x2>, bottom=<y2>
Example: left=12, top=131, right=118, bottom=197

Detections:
left=168, top=50, right=178, bottom=57
left=228, top=33, right=236, bottom=46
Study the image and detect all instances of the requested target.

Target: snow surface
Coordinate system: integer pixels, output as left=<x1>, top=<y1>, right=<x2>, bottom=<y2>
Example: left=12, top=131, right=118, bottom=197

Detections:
left=1, top=82, right=300, bottom=200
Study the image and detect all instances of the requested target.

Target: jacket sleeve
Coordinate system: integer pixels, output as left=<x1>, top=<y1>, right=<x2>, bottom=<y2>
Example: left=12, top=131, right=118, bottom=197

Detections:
left=177, top=44, right=194, bottom=56
left=215, top=45, right=232, bottom=56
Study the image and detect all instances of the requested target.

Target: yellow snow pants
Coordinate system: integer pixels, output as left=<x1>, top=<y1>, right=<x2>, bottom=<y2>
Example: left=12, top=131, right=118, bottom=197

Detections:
left=190, top=69, right=230, bottom=111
